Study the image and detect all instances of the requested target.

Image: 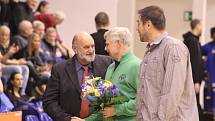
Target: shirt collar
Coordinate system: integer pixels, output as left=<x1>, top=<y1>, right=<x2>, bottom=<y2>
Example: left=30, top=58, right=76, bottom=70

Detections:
left=150, top=32, right=168, bottom=46
left=75, top=58, right=93, bottom=71
left=147, top=32, right=168, bottom=51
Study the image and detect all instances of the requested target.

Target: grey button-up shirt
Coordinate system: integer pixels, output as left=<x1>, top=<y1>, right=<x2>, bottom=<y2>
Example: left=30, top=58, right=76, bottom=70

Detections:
left=136, top=32, right=199, bottom=121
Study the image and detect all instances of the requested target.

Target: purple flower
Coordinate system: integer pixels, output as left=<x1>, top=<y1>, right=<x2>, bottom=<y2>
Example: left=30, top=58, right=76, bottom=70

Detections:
left=81, top=76, right=120, bottom=110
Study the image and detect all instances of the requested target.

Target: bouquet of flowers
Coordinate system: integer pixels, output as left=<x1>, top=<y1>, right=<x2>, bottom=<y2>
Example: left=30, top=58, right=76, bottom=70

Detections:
left=81, top=77, right=125, bottom=121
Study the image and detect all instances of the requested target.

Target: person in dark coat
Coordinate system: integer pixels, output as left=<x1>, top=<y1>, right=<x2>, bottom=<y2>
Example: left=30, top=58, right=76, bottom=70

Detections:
left=9, top=0, right=38, bottom=35
left=43, top=32, right=112, bottom=121
left=91, top=12, right=110, bottom=55
left=0, top=0, right=18, bottom=26
left=183, top=18, right=204, bottom=121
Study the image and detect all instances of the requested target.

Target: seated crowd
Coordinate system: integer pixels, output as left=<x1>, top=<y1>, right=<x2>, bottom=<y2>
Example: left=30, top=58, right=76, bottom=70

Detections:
left=0, top=0, right=72, bottom=120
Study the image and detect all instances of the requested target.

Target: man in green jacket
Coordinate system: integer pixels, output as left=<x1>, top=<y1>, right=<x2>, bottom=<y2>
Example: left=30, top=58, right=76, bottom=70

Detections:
left=103, top=27, right=141, bottom=121
left=83, top=27, right=140, bottom=121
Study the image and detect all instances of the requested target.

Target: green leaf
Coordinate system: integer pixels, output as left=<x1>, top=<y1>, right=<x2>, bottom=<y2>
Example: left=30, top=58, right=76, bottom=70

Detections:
left=106, top=96, right=127, bottom=105
left=100, top=103, right=105, bottom=109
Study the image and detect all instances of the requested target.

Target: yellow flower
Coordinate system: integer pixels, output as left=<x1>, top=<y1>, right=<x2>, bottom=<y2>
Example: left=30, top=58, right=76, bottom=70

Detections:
left=88, top=87, right=95, bottom=94
left=94, top=89, right=101, bottom=97
left=103, top=80, right=112, bottom=87
left=86, top=79, right=92, bottom=84
left=93, top=77, right=101, bottom=83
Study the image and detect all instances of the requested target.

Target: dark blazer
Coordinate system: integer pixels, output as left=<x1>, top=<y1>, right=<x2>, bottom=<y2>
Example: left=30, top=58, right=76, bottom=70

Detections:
left=91, top=29, right=108, bottom=55
left=43, top=55, right=112, bottom=121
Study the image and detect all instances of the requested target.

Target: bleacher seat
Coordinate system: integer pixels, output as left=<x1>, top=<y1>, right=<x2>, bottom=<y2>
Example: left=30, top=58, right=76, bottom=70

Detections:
left=0, top=111, right=22, bottom=121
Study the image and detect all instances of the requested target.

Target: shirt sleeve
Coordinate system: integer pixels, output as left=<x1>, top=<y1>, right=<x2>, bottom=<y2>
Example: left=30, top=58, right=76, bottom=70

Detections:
left=157, top=44, right=194, bottom=120
left=115, top=99, right=136, bottom=116
left=85, top=111, right=103, bottom=121
left=115, top=63, right=139, bottom=116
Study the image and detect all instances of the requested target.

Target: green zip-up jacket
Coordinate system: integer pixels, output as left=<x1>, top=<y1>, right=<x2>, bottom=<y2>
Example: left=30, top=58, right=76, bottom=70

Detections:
left=85, top=51, right=141, bottom=121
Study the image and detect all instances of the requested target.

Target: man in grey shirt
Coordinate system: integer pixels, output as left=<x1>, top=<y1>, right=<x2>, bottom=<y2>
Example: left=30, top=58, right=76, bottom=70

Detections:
left=136, top=6, right=199, bottom=121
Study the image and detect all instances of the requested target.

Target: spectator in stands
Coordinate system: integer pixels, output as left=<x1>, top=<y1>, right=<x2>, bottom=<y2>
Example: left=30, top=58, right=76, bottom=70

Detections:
left=43, top=32, right=112, bottom=121
left=183, top=19, right=204, bottom=121
left=34, top=1, right=51, bottom=30
left=33, top=20, right=45, bottom=40
left=35, top=0, right=49, bottom=15
left=5, top=72, right=31, bottom=106
left=0, top=25, right=29, bottom=96
left=11, top=20, right=33, bottom=50
left=40, top=27, right=69, bottom=65
left=26, top=33, right=50, bottom=80
left=91, top=12, right=110, bottom=55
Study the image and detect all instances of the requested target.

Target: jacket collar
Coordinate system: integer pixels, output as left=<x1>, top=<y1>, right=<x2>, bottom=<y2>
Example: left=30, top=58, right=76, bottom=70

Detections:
left=65, top=57, right=82, bottom=94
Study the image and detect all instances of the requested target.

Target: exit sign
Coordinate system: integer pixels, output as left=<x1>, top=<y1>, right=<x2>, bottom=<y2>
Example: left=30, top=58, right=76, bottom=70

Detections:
left=184, top=11, right=192, bottom=21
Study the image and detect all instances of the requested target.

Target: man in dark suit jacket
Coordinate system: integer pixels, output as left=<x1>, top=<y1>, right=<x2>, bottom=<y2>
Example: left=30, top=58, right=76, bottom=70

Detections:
left=43, top=32, right=112, bottom=121
left=91, top=12, right=110, bottom=55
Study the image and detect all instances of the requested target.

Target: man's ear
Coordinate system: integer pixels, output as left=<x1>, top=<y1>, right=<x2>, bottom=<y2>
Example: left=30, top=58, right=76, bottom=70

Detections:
left=145, top=20, right=153, bottom=31
left=147, top=20, right=152, bottom=28
left=72, top=46, right=77, bottom=54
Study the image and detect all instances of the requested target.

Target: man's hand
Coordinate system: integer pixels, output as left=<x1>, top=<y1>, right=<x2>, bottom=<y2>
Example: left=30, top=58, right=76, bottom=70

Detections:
left=194, top=83, right=200, bottom=94
left=71, top=117, right=85, bottom=121
left=102, top=106, right=116, bottom=118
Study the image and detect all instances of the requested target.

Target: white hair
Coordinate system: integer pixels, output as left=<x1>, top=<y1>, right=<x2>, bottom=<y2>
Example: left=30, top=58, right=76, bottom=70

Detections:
left=46, top=27, right=56, bottom=34
left=104, top=27, right=132, bottom=47
left=33, top=20, right=45, bottom=29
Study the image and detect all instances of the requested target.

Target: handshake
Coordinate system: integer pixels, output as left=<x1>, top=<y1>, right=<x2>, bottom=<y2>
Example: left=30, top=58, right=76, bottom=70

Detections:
left=71, top=117, right=85, bottom=121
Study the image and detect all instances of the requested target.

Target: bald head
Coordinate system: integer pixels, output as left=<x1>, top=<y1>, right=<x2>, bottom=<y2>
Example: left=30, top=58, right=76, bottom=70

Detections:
left=72, top=32, right=95, bottom=65
left=72, top=32, right=94, bottom=47
left=19, top=20, right=33, bottom=37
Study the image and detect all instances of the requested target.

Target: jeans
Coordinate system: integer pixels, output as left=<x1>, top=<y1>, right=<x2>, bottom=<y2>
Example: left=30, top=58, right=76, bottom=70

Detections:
left=2, top=65, right=29, bottom=95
